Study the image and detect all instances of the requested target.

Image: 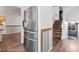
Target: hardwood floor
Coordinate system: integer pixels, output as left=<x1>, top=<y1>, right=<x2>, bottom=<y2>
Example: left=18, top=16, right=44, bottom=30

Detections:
left=0, top=33, right=27, bottom=52
left=52, top=39, right=79, bottom=52
left=52, top=40, right=65, bottom=52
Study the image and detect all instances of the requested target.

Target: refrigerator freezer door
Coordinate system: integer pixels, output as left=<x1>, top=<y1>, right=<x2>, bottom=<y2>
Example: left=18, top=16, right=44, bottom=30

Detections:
left=24, top=37, right=37, bottom=52
left=24, top=7, right=38, bottom=31
left=28, top=39, right=37, bottom=52
left=24, top=30, right=37, bottom=40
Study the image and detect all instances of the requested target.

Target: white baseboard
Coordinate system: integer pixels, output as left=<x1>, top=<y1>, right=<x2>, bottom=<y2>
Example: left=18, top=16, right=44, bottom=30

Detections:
left=48, top=47, right=53, bottom=52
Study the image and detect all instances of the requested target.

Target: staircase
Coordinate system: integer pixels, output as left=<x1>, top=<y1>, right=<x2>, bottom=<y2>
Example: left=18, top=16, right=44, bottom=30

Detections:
left=53, top=20, right=62, bottom=51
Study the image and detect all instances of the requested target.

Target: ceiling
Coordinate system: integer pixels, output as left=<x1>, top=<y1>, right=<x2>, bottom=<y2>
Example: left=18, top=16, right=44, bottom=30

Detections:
left=17, top=6, right=30, bottom=9
left=0, top=6, right=21, bottom=15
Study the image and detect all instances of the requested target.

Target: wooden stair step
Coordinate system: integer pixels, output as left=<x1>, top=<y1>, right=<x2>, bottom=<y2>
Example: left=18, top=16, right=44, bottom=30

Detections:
left=53, top=23, right=61, bottom=25
left=54, top=23, right=62, bottom=25
left=55, top=20, right=62, bottom=23
left=53, top=31, right=61, bottom=33
left=53, top=37, right=61, bottom=39
left=53, top=39, right=60, bottom=41
left=53, top=35, right=61, bottom=38
left=53, top=39, right=60, bottom=43
left=53, top=27, right=61, bottom=29
left=53, top=35, right=61, bottom=37
left=53, top=27, right=62, bottom=30
left=53, top=32, right=61, bottom=35
left=53, top=25, right=61, bottom=26
left=53, top=26, right=61, bottom=28
left=53, top=29, right=61, bottom=31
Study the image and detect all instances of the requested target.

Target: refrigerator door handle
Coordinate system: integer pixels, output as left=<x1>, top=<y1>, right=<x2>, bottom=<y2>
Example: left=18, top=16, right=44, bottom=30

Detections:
left=26, top=16, right=29, bottom=27
left=22, top=20, right=25, bottom=28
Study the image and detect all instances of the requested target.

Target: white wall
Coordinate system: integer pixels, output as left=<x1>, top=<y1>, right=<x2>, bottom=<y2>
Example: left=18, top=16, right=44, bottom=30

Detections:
left=67, top=7, right=79, bottom=21
left=5, top=15, right=21, bottom=25
left=40, top=6, right=54, bottom=29
left=39, top=6, right=55, bottom=51
left=4, top=15, right=21, bottom=34
left=53, top=7, right=59, bottom=20
left=62, top=8, right=68, bottom=39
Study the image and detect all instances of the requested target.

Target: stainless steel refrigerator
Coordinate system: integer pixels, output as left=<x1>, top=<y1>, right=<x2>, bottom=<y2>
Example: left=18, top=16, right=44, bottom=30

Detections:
left=23, top=6, right=38, bottom=52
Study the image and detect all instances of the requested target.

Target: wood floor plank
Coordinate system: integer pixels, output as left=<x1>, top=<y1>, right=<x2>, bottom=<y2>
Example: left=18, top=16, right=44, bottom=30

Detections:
left=0, top=33, right=27, bottom=52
